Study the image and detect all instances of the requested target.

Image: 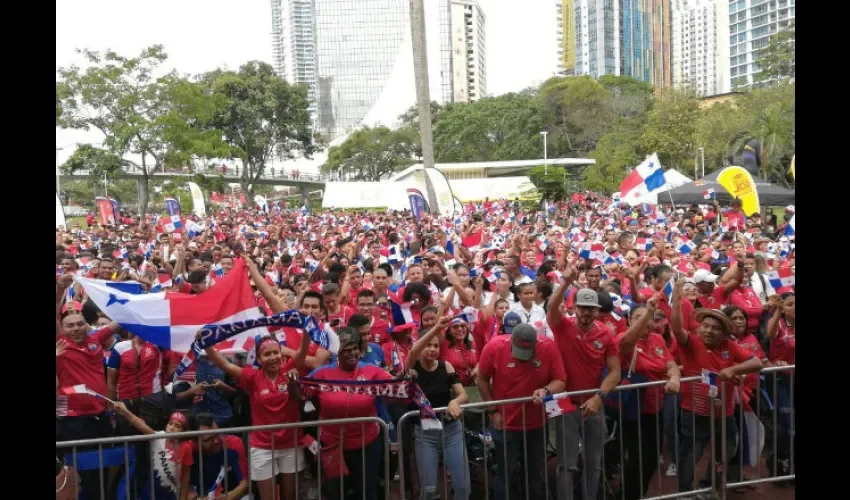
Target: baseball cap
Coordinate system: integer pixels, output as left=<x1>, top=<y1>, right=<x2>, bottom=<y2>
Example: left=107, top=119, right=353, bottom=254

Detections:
left=502, top=312, right=522, bottom=334
left=511, top=324, right=537, bottom=361
left=690, top=269, right=718, bottom=284
left=574, top=288, right=601, bottom=308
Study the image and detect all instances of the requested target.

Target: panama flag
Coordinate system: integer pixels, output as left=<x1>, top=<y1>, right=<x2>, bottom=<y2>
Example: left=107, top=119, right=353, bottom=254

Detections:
left=765, top=268, right=795, bottom=292
left=543, top=392, right=575, bottom=418
left=618, top=153, right=667, bottom=204
left=74, top=259, right=267, bottom=355
left=162, top=215, right=183, bottom=233
left=390, top=300, right=414, bottom=327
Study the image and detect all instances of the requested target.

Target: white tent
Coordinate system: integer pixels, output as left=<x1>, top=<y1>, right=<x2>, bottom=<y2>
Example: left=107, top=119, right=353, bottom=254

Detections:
left=626, top=169, right=693, bottom=206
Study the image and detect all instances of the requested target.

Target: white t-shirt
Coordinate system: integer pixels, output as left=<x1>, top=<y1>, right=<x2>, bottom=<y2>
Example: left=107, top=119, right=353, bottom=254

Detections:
left=509, top=302, right=553, bottom=340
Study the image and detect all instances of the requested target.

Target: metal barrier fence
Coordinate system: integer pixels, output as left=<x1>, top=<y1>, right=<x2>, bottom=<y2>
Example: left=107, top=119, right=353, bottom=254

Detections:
left=396, top=365, right=794, bottom=500
left=56, top=416, right=390, bottom=500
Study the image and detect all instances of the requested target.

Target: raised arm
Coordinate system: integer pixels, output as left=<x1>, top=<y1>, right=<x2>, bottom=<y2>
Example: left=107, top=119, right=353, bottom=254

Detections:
left=669, top=279, right=689, bottom=345
left=113, top=401, right=156, bottom=435
left=201, top=334, right=244, bottom=381
left=246, top=258, right=287, bottom=313
left=405, top=315, right=452, bottom=372
left=547, top=265, right=577, bottom=329
left=620, top=297, right=658, bottom=355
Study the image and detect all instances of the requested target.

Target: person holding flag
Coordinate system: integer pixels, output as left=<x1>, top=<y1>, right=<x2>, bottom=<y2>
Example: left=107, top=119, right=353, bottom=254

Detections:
left=200, top=321, right=312, bottom=500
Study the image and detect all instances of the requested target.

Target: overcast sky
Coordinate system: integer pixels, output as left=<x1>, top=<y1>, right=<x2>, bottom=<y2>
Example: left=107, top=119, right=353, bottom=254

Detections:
left=56, top=0, right=557, bottom=167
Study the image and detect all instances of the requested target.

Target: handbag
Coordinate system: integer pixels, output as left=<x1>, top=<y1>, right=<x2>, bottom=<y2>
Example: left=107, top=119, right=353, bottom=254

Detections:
left=321, top=442, right=350, bottom=478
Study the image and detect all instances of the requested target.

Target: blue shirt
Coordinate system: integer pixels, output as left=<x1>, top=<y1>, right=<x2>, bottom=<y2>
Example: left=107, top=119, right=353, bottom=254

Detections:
left=360, top=342, right=386, bottom=368
left=189, top=436, right=244, bottom=496
left=191, top=357, right=234, bottom=425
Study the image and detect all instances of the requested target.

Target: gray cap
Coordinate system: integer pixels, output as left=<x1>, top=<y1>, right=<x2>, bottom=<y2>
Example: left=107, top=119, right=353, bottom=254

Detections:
left=511, top=324, right=538, bottom=361
left=575, top=288, right=601, bottom=308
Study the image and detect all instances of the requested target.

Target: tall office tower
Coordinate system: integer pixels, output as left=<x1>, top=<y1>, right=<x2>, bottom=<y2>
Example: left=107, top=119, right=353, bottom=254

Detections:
left=728, top=0, right=795, bottom=89
left=672, top=0, right=729, bottom=96
left=443, top=0, right=487, bottom=103
left=573, top=0, right=621, bottom=78
left=556, top=0, right=577, bottom=75
left=620, top=0, right=673, bottom=88
left=271, top=0, right=318, bottom=121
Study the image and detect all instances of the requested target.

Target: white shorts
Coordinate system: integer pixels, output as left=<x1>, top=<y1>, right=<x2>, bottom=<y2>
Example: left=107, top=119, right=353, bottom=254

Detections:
left=250, top=447, right=306, bottom=480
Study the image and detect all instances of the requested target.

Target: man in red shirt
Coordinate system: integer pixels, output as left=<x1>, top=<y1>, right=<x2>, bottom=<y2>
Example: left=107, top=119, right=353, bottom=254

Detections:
left=693, top=267, right=740, bottom=309
left=669, top=281, right=763, bottom=494
left=477, top=323, right=566, bottom=500
left=355, top=289, right=392, bottom=344
left=548, top=278, right=621, bottom=500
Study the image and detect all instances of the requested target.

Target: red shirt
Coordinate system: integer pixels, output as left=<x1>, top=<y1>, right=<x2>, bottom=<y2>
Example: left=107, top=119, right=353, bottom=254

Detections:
left=326, top=305, right=355, bottom=330
left=769, top=319, right=795, bottom=365
left=279, top=327, right=321, bottom=377
left=616, top=333, right=674, bottom=414
left=439, top=340, right=478, bottom=386
left=471, top=316, right=501, bottom=352
left=382, top=337, right=413, bottom=375
left=237, top=365, right=302, bottom=449
left=732, top=333, right=765, bottom=406
left=729, top=288, right=762, bottom=334
left=678, top=334, right=754, bottom=417
left=477, top=335, right=569, bottom=430
left=598, top=312, right=628, bottom=335
left=695, top=285, right=732, bottom=310
left=106, top=340, right=163, bottom=400
left=641, top=288, right=700, bottom=332
left=56, top=326, right=115, bottom=417
left=308, top=364, right=392, bottom=450
left=367, top=317, right=392, bottom=345
left=549, top=316, right=619, bottom=404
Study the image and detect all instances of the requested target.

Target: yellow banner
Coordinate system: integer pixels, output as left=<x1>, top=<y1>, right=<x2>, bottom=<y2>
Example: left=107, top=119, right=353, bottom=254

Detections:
left=790, top=155, right=795, bottom=181
left=716, top=166, right=761, bottom=216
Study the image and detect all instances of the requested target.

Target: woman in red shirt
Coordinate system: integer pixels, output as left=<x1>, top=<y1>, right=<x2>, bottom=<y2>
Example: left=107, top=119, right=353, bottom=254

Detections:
left=307, top=328, right=393, bottom=500
left=440, top=318, right=478, bottom=387
left=202, top=331, right=310, bottom=500
left=766, top=292, right=795, bottom=475
left=615, top=297, right=681, bottom=500
left=728, top=276, right=763, bottom=336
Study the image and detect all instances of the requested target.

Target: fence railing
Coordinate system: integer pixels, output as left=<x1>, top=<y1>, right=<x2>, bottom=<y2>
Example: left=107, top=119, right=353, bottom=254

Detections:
left=56, top=366, right=794, bottom=500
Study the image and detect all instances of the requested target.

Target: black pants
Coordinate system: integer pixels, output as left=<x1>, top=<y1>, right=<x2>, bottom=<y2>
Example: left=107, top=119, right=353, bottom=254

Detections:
left=492, top=427, right=546, bottom=500
left=57, top=412, right=113, bottom=500
left=677, top=411, right=738, bottom=492
left=621, top=413, right=661, bottom=500
left=323, top=438, right=383, bottom=500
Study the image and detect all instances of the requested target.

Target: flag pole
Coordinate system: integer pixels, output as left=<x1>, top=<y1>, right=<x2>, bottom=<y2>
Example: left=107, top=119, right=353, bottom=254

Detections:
left=666, top=184, right=677, bottom=211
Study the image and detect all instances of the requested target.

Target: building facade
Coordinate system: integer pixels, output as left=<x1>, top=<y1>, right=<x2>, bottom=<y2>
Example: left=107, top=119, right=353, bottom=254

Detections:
left=671, top=0, right=729, bottom=96
left=727, top=0, right=795, bottom=89
left=271, top=0, right=318, bottom=121
left=445, top=0, right=487, bottom=103
left=620, top=0, right=672, bottom=89
left=556, top=0, right=577, bottom=75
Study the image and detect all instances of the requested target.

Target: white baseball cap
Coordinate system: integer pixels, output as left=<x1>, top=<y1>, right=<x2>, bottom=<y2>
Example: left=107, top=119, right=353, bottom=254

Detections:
left=689, top=269, right=718, bottom=284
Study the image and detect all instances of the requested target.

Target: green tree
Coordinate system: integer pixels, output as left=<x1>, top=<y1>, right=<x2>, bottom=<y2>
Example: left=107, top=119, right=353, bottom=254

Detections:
left=203, top=61, right=316, bottom=197
left=433, top=93, right=544, bottom=162
left=528, top=165, right=571, bottom=202
left=56, top=45, right=231, bottom=216
left=60, top=144, right=124, bottom=187
left=321, top=126, right=419, bottom=181
left=585, top=118, right=646, bottom=192
left=732, top=82, right=795, bottom=185
left=694, top=101, right=747, bottom=174
left=539, top=76, right=613, bottom=157
left=755, top=21, right=795, bottom=85
left=639, top=89, right=701, bottom=171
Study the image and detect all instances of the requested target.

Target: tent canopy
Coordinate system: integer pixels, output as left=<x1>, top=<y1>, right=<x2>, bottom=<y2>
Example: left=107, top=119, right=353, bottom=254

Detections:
left=667, top=170, right=795, bottom=206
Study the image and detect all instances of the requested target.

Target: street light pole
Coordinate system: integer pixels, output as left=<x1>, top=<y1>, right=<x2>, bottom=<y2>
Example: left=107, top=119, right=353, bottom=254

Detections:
left=409, top=0, right=439, bottom=214
left=541, top=131, right=549, bottom=174
left=699, top=147, right=705, bottom=178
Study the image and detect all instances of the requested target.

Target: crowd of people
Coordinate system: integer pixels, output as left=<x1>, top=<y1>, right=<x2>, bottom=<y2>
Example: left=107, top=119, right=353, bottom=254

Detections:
left=55, top=194, right=796, bottom=500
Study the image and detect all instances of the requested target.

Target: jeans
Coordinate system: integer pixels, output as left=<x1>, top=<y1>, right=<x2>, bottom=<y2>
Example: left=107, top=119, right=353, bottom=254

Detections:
left=662, top=393, right=680, bottom=460
left=677, top=410, right=738, bottom=493
left=556, top=411, right=605, bottom=500
left=323, top=438, right=382, bottom=500
left=492, top=426, right=546, bottom=500
left=414, top=420, right=470, bottom=500
left=56, top=412, right=113, bottom=500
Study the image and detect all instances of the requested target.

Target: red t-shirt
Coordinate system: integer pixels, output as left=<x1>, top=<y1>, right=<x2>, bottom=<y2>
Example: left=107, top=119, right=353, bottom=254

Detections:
left=471, top=316, right=501, bottom=352
left=326, top=305, right=355, bottom=330
left=308, top=364, right=392, bottom=450
left=237, top=365, right=302, bottom=450
left=678, top=334, right=754, bottom=417
left=367, top=317, right=392, bottom=345
left=280, top=327, right=321, bottom=377
left=106, top=340, right=163, bottom=400
left=477, top=335, right=569, bottom=431
left=439, top=340, right=478, bottom=386
left=729, top=288, right=762, bottom=334
left=549, top=316, right=619, bottom=404
left=56, top=327, right=116, bottom=417
left=382, top=337, right=413, bottom=375
left=598, top=312, right=628, bottom=336
left=616, top=333, right=674, bottom=414
left=769, top=319, right=795, bottom=365
left=641, top=288, right=700, bottom=332
left=695, top=285, right=732, bottom=310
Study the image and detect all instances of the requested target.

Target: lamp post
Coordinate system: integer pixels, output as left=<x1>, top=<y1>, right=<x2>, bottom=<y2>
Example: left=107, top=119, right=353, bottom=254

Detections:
left=541, top=131, right=549, bottom=174
left=698, top=147, right=705, bottom=178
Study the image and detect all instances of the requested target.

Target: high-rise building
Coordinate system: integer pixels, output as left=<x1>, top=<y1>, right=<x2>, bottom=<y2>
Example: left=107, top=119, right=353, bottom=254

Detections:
left=271, top=0, right=317, bottom=121
left=444, top=0, right=487, bottom=103
left=620, top=0, right=673, bottom=89
left=556, top=0, right=577, bottom=75
left=727, top=0, right=795, bottom=89
left=672, top=0, right=729, bottom=96
left=571, top=0, right=621, bottom=78
left=271, top=0, right=486, bottom=143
